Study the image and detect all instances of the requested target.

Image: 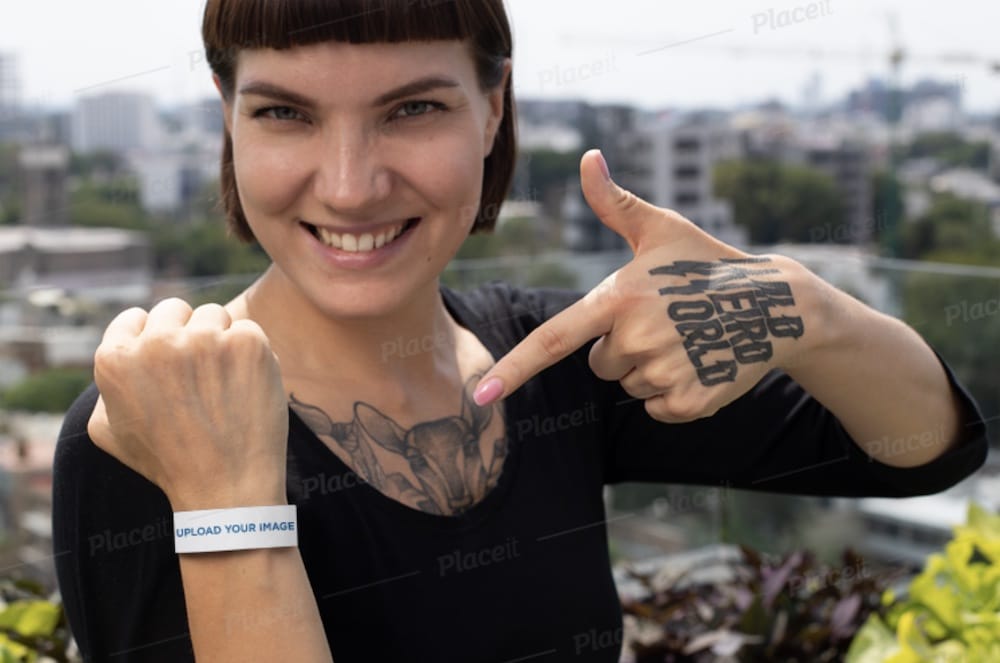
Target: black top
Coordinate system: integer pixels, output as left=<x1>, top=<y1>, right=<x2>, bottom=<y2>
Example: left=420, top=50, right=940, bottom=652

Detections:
left=52, top=283, right=989, bottom=663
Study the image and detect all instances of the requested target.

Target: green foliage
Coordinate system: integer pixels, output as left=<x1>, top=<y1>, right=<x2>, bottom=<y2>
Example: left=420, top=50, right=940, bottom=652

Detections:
left=68, top=151, right=126, bottom=179
left=895, top=191, right=1000, bottom=437
left=901, top=194, right=997, bottom=261
left=520, top=149, right=579, bottom=195
left=713, top=159, right=846, bottom=244
left=0, top=578, right=77, bottom=662
left=624, top=546, right=887, bottom=661
left=900, top=269, right=1000, bottom=438
left=0, top=144, right=20, bottom=226
left=152, top=220, right=269, bottom=278
left=871, top=170, right=904, bottom=254
left=901, top=133, right=992, bottom=170
left=847, top=503, right=1000, bottom=662
left=446, top=212, right=578, bottom=290
left=68, top=178, right=147, bottom=230
left=521, top=261, right=578, bottom=289
left=1, top=368, right=93, bottom=413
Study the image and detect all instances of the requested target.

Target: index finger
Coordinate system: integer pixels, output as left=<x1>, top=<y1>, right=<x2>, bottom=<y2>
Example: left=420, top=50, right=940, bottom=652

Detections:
left=473, top=291, right=614, bottom=406
left=100, top=307, right=149, bottom=346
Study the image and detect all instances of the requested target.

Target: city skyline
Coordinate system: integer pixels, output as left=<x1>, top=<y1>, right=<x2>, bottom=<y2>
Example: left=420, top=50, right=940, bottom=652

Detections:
left=1, top=0, right=997, bottom=113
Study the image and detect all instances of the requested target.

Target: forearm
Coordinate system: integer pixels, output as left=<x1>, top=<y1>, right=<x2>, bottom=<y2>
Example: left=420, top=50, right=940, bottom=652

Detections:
left=179, top=547, right=333, bottom=662
left=783, top=267, right=965, bottom=468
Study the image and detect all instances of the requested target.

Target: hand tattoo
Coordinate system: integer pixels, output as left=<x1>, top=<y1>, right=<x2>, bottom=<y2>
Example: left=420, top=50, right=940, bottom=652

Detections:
left=649, top=258, right=805, bottom=386
left=290, top=374, right=507, bottom=516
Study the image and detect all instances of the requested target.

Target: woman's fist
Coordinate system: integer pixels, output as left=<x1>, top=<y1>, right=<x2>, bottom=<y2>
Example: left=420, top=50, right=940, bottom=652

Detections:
left=88, top=298, right=288, bottom=510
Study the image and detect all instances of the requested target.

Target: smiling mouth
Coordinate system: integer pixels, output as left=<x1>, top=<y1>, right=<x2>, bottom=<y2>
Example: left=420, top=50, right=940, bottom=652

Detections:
left=302, top=217, right=421, bottom=253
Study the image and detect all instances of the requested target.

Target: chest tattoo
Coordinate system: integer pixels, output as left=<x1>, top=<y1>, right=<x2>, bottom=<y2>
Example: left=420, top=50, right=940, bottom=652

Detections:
left=289, top=375, right=508, bottom=516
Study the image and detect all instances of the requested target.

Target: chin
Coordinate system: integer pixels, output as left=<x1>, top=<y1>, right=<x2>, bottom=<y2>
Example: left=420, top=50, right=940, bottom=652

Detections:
left=307, top=280, right=432, bottom=321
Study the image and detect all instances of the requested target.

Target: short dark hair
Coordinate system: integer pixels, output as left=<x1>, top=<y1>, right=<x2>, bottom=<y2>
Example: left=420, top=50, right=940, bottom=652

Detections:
left=202, top=0, right=516, bottom=242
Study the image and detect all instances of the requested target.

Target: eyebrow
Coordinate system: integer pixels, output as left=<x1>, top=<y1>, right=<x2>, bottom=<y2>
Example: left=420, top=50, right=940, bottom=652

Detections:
left=238, top=76, right=461, bottom=108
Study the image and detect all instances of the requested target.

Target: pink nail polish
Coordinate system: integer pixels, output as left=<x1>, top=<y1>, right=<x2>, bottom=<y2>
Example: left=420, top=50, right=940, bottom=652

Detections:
left=474, top=377, right=504, bottom=406
left=597, top=150, right=611, bottom=181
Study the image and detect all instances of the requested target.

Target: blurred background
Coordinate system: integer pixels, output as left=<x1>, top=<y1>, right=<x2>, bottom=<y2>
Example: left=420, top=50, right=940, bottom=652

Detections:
left=0, top=0, right=997, bottom=602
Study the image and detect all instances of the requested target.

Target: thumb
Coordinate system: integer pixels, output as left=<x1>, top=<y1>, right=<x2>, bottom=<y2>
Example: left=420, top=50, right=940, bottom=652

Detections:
left=580, top=149, right=669, bottom=253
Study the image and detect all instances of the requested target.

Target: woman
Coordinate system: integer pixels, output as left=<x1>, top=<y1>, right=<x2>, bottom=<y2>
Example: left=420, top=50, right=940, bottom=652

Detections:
left=52, top=1, right=988, bottom=662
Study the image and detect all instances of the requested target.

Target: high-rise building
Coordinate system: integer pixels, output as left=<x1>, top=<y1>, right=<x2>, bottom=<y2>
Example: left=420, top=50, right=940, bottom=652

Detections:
left=0, top=52, right=21, bottom=140
left=617, top=113, right=747, bottom=248
left=71, top=91, right=160, bottom=154
left=18, top=144, right=70, bottom=226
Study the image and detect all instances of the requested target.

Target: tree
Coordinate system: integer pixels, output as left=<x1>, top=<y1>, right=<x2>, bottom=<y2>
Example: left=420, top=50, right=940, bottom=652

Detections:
left=151, top=220, right=269, bottom=278
left=713, top=160, right=845, bottom=244
left=900, top=193, right=996, bottom=260
left=900, top=132, right=991, bottom=170
left=870, top=169, right=903, bottom=253
left=68, top=178, right=147, bottom=230
left=1, top=368, right=93, bottom=413
left=0, top=143, right=20, bottom=226
left=901, top=268, right=1000, bottom=444
left=520, top=149, right=579, bottom=196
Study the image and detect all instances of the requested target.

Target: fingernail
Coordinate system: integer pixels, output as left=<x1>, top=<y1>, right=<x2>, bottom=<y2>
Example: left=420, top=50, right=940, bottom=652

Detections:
left=473, top=377, right=504, bottom=406
left=597, top=150, right=611, bottom=182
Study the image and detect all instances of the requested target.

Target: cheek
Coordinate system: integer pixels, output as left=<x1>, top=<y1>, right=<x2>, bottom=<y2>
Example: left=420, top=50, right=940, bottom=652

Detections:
left=232, top=137, right=308, bottom=218
left=415, top=132, right=487, bottom=228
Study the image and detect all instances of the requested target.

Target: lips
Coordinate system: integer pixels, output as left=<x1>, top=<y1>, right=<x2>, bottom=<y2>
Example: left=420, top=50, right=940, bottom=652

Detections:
left=302, top=217, right=421, bottom=253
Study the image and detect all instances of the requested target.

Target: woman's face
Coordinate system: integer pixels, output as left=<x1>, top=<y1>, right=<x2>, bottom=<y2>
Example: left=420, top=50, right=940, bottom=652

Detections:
left=218, top=40, right=507, bottom=319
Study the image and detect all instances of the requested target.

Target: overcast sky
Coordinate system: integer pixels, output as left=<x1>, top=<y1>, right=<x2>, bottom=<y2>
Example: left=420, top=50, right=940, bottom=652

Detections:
left=2, top=0, right=998, bottom=113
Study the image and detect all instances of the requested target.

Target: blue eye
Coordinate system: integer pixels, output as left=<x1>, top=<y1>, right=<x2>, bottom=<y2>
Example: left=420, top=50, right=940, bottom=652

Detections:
left=394, top=100, right=445, bottom=119
left=253, top=106, right=305, bottom=122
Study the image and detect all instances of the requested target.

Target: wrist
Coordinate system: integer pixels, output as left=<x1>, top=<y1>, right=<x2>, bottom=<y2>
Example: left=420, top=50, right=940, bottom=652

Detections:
left=167, top=479, right=288, bottom=512
left=766, top=255, right=841, bottom=374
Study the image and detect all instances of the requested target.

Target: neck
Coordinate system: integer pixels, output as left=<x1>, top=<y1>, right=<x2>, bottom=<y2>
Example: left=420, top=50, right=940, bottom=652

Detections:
left=230, top=266, right=461, bottom=394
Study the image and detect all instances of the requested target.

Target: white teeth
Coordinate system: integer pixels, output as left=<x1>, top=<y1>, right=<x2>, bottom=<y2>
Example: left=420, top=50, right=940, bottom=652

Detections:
left=313, top=221, right=410, bottom=252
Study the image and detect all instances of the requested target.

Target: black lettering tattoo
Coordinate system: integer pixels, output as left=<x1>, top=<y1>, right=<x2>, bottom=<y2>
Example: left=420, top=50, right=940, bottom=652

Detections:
left=289, top=374, right=506, bottom=516
left=650, top=258, right=805, bottom=386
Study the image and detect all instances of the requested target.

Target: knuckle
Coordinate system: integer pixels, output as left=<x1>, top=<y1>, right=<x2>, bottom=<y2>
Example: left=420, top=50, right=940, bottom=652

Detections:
left=616, top=336, right=650, bottom=360
left=185, top=324, right=222, bottom=347
left=615, top=187, right=640, bottom=215
left=656, top=394, right=704, bottom=422
left=154, top=296, right=192, bottom=312
left=194, top=302, right=226, bottom=316
left=534, top=325, right=570, bottom=362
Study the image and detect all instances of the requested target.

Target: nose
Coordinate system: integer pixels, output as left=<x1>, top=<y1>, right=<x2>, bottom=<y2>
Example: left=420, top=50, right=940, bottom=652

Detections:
left=312, top=124, right=391, bottom=213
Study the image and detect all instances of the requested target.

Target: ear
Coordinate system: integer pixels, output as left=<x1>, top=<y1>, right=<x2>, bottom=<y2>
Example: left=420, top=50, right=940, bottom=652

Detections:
left=461, top=375, right=493, bottom=434
left=212, top=73, right=234, bottom=135
left=355, top=402, right=408, bottom=454
left=483, top=58, right=512, bottom=157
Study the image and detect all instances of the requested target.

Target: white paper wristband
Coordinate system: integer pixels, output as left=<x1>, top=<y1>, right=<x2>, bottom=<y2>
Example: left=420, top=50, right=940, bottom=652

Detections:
left=174, top=505, right=298, bottom=553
